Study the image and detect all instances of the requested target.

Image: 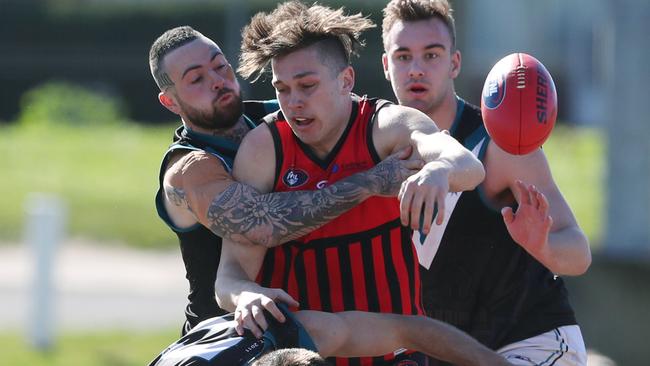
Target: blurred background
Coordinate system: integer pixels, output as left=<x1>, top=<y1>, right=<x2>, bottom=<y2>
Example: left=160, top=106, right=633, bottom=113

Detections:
left=0, top=0, right=648, bottom=365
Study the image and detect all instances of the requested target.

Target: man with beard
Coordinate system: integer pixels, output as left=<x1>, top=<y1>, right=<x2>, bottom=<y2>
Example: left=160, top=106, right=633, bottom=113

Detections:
left=149, top=26, right=424, bottom=335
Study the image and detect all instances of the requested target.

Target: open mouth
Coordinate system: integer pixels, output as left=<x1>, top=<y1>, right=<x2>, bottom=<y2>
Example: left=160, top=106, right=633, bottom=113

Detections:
left=408, top=85, right=428, bottom=94
left=293, top=117, right=314, bottom=126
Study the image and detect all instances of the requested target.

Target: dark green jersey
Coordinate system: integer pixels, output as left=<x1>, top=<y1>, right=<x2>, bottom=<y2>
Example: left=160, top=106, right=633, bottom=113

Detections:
left=418, top=99, right=577, bottom=351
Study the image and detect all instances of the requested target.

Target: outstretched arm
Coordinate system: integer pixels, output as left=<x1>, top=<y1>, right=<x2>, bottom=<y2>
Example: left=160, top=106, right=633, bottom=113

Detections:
left=296, top=311, right=510, bottom=366
left=489, top=145, right=591, bottom=275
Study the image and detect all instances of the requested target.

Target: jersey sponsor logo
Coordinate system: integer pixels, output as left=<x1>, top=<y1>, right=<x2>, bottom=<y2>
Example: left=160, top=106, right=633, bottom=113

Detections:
left=282, top=169, right=309, bottom=188
left=316, top=180, right=328, bottom=189
left=340, top=162, right=369, bottom=171
left=482, top=71, right=506, bottom=109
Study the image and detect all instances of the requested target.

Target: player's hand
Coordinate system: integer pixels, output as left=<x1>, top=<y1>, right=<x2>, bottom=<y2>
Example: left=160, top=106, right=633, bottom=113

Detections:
left=233, top=288, right=299, bottom=338
left=367, top=146, right=424, bottom=197
left=398, top=160, right=450, bottom=234
left=501, top=180, right=553, bottom=257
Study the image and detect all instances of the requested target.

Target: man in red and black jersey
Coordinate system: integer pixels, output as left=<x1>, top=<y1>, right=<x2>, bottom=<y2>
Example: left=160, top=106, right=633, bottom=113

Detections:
left=380, top=1, right=591, bottom=365
left=150, top=25, right=428, bottom=335
left=215, top=2, right=485, bottom=366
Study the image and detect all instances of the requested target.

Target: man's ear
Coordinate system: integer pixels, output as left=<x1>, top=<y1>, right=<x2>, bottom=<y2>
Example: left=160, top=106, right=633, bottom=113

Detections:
left=340, top=65, right=355, bottom=94
left=450, top=49, right=461, bottom=79
left=382, top=53, right=391, bottom=82
left=158, top=91, right=180, bottom=115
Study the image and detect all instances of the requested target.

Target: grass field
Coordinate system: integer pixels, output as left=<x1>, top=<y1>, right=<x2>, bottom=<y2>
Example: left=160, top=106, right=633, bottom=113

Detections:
left=0, top=329, right=178, bottom=366
left=0, top=123, right=178, bottom=249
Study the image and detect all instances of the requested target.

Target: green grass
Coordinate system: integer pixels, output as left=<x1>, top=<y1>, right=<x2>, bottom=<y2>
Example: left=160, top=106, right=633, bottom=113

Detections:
left=0, top=123, right=178, bottom=249
left=0, top=329, right=178, bottom=366
left=0, top=122, right=605, bottom=249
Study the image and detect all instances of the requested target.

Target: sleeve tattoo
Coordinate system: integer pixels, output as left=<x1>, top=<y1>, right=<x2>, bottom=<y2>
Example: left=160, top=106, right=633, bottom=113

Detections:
left=206, top=156, right=409, bottom=247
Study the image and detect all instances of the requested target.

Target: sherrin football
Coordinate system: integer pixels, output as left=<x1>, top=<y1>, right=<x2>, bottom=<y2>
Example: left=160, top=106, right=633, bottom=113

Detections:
left=480, top=53, right=557, bottom=155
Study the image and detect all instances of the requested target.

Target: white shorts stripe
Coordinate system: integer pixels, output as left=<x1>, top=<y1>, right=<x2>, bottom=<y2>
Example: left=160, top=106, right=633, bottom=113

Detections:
left=497, top=325, right=587, bottom=366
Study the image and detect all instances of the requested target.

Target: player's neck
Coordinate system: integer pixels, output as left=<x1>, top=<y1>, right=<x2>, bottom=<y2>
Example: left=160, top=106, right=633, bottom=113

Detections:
left=186, top=116, right=251, bottom=145
left=427, top=92, right=458, bottom=132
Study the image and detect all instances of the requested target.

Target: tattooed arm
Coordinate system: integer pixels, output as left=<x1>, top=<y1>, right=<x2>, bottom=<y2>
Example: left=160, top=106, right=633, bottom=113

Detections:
left=163, top=132, right=421, bottom=247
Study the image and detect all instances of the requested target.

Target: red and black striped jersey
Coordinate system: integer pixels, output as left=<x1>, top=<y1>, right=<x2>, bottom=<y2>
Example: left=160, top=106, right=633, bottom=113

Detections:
left=258, top=95, right=423, bottom=366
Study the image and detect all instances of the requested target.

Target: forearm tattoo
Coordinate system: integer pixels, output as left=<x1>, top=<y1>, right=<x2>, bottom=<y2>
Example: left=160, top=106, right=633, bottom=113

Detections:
left=206, top=154, right=410, bottom=247
left=364, top=155, right=410, bottom=196
left=207, top=179, right=368, bottom=247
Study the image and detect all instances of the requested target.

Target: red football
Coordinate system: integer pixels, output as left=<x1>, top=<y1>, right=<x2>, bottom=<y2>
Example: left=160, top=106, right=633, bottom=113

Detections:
left=480, top=53, right=557, bottom=155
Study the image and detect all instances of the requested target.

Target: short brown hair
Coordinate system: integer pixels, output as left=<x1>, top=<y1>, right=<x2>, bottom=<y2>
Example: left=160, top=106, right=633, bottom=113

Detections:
left=382, top=0, right=456, bottom=51
left=149, top=26, right=203, bottom=90
left=238, top=1, right=375, bottom=81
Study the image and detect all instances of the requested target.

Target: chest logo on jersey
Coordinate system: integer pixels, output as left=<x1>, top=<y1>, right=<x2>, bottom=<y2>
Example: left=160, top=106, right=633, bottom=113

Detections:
left=282, top=169, right=309, bottom=188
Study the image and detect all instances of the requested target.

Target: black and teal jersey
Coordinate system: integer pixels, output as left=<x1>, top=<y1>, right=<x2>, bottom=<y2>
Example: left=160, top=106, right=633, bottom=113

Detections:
left=147, top=305, right=317, bottom=366
left=417, top=98, right=577, bottom=351
left=155, top=100, right=279, bottom=334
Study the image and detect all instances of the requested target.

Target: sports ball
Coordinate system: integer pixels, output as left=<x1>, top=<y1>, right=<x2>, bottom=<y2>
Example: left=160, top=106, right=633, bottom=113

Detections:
left=480, top=53, right=557, bottom=155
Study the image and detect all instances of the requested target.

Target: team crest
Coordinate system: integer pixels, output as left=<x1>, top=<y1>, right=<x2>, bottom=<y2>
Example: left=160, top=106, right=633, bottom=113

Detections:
left=282, top=169, right=309, bottom=188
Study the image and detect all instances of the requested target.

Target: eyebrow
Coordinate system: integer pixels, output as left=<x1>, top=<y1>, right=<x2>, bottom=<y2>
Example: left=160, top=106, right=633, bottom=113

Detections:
left=272, top=71, right=317, bottom=86
left=181, top=49, right=222, bottom=79
left=394, top=43, right=447, bottom=53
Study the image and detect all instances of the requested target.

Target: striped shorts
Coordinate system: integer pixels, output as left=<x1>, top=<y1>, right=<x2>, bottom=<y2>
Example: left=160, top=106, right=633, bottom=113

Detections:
left=497, top=326, right=587, bottom=366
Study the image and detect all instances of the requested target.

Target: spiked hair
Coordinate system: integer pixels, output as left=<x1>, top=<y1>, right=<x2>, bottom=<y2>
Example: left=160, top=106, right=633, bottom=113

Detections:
left=238, top=1, right=375, bottom=81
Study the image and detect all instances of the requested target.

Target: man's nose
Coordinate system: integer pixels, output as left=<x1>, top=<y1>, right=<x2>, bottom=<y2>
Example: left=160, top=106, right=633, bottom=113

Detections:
left=408, top=61, right=425, bottom=79
left=287, top=93, right=303, bottom=109
left=209, top=71, right=225, bottom=91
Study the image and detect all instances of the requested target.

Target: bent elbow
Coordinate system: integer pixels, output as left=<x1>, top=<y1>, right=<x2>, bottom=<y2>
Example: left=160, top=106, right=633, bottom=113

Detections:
left=556, top=246, right=592, bottom=277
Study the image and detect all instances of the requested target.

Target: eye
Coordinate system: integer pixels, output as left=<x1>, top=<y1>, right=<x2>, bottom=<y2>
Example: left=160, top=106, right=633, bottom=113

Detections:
left=191, top=76, right=203, bottom=84
left=425, top=53, right=438, bottom=60
left=396, top=54, right=411, bottom=61
left=301, top=83, right=315, bottom=89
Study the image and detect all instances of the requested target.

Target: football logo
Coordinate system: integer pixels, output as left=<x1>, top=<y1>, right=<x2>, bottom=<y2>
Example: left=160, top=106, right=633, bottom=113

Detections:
left=482, top=70, right=506, bottom=110
left=282, top=169, right=309, bottom=188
